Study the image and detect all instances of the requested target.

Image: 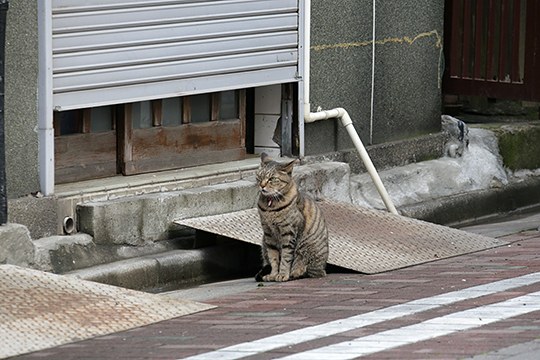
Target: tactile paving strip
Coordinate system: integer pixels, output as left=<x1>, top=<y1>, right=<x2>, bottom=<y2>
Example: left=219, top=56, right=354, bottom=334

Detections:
left=176, top=200, right=508, bottom=274
left=0, top=265, right=214, bottom=359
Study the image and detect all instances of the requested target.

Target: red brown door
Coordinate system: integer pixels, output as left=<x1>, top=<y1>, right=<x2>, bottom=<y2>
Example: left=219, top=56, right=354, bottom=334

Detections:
left=443, top=0, right=540, bottom=101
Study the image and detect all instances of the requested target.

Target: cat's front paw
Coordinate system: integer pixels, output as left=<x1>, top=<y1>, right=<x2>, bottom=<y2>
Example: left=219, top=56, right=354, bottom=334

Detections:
left=274, top=273, right=290, bottom=282
left=262, top=273, right=277, bottom=282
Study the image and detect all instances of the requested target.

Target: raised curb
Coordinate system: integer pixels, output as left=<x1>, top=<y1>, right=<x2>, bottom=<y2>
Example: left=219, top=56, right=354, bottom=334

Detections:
left=33, top=234, right=194, bottom=274
left=400, top=175, right=540, bottom=226
left=66, top=241, right=260, bottom=292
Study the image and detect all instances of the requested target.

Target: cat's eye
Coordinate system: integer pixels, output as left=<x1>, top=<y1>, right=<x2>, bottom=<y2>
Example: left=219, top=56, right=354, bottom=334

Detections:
left=269, top=177, right=280, bottom=184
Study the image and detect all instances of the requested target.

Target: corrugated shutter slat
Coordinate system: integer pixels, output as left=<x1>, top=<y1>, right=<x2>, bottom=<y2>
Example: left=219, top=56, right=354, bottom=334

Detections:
left=51, top=0, right=300, bottom=110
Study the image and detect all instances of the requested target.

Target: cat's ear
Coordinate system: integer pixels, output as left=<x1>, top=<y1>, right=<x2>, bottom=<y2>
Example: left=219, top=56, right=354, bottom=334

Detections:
left=281, top=158, right=299, bottom=174
left=260, top=152, right=273, bottom=165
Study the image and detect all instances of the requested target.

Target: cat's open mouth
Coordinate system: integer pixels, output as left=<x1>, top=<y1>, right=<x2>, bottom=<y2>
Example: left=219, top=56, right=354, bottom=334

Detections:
left=260, top=193, right=274, bottom=207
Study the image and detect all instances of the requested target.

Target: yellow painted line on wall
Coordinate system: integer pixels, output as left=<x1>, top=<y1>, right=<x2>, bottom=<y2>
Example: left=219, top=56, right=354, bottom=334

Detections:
left=311, top=30, right=442, bottom=52
left=311, top=30, right=443, bottom=88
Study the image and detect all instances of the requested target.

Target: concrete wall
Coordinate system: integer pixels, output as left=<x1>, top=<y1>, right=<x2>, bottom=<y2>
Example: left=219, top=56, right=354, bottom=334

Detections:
left=5, top=0, right=40, bottom=198
left=305, top=0, right=444, bottom=155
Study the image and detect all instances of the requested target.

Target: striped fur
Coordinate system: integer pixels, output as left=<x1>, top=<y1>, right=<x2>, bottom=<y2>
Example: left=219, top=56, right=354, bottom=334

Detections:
left=255, top=153, right=329, bottom=282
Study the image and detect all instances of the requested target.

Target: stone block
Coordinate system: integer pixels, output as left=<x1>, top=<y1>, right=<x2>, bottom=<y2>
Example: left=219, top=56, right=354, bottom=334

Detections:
left=0, top=223, right=34, bottom=267
left=8, top=195, right=58, bottom=239
left=294, top=161, right=351, bottom=203
left=33, top=234, right=98, bottom=273
left=495, top=124, right=540, bottom=171
left=78, top=180, right=259, bottom=246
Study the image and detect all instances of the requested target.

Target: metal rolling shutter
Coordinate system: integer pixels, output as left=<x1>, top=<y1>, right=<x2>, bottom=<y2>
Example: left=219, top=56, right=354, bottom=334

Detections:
left=51, top=0, right=300, bottom=110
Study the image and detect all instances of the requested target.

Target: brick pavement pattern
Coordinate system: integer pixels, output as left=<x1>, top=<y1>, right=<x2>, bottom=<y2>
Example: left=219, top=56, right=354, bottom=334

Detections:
left=12, top=230, right=540, bottom=360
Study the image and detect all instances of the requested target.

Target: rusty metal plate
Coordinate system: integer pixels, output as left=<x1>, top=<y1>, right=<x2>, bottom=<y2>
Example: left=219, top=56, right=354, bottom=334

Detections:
left=176, top=200, right=508, bottom=274
left=0, top=265, right=214, bottom=359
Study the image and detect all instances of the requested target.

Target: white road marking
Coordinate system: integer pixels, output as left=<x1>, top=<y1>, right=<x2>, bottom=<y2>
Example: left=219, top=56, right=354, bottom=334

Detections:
left=180, top=272, right=540, bottom=360
left=278, top=291, right=540, bottom=359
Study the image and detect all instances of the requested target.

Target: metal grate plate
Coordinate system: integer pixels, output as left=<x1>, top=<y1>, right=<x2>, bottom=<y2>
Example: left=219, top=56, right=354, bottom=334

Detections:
left=0, top=265, right=214, bottom=359
left=176, top=200, right=508, bottom=274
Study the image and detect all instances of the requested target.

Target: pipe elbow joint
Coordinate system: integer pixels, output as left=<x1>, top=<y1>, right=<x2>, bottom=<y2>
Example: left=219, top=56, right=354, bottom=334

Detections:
left=336, top=108, right=353, bottom=127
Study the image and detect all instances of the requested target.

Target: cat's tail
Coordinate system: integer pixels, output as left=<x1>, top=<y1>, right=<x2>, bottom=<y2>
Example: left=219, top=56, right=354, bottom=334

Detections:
left=255, top=264, right=272, bottom=282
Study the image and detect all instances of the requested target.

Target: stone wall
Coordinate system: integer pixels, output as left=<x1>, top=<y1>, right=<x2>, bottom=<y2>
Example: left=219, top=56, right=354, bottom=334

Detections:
left=305, top=0, right=444, bottom=155
left=5, top=0, right=40, bottom=198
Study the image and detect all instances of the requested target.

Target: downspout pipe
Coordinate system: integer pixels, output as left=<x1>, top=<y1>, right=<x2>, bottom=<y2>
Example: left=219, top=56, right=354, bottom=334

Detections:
left=301, top=0, right=397, bottom=215
left=301, top=0, right=312, bottom=128
left=0, top=0, right=7, bottom=225
left=305, top=108, right=398, bottom=215
left=37, top=1, right=54, bottom=196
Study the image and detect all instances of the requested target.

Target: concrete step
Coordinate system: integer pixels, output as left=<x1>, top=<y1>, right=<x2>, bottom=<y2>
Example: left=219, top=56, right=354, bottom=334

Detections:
left=76, top=161, right=351, bottom=247
left=64, top=239, right=261, bottom=292
left=33, top=233, right=195, bottom=274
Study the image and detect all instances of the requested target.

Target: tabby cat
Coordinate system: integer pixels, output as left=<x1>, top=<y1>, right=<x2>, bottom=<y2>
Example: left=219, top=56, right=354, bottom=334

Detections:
left=255, top=153, right=329, bottom=282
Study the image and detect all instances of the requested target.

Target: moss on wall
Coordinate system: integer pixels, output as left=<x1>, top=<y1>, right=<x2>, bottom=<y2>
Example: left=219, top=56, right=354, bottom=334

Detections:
left=495, top=125, right=540, bottom=171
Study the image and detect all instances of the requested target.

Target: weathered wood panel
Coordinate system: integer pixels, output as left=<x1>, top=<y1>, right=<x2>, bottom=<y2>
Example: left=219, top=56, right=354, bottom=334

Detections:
left=124, top=120, right=246, bottom=175
left=55, top=131, right=117, bottom=183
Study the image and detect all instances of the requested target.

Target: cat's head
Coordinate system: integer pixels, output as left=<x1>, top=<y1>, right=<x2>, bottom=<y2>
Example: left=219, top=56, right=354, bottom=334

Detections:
left=256, top=153, right=298, bottom=199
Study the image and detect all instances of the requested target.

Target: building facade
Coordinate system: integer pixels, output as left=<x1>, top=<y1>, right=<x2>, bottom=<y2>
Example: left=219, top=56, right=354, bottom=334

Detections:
left=4, top=0, right=443, bottom=240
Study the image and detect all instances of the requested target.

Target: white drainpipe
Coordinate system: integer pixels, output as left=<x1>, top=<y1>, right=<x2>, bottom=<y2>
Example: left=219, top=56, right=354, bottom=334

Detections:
left=300, top=0, right=398, bottom=215
left=37, top=1, right=54, bottom=196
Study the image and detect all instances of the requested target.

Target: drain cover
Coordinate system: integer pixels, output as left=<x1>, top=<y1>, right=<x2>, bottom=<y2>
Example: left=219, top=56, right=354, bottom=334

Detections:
left=176, top=200, right=507, bottom=274
left=0, top=265, right=214, bottom=359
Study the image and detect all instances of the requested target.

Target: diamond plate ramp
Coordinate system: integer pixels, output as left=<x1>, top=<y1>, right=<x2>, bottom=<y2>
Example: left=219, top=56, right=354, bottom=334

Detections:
left=0, top=265, right=214, bottom=359
left=176, top=200, right=507, bottom=274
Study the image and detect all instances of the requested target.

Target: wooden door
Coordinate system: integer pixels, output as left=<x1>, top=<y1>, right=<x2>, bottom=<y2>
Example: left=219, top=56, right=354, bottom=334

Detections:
left=54, top=90, right=247, bottom=183
left=443, top=0, right=540, bottom=101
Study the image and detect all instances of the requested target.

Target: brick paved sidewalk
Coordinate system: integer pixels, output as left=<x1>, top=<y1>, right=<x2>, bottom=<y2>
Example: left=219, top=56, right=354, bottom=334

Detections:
left=12, top=230, right=540, bottom=360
